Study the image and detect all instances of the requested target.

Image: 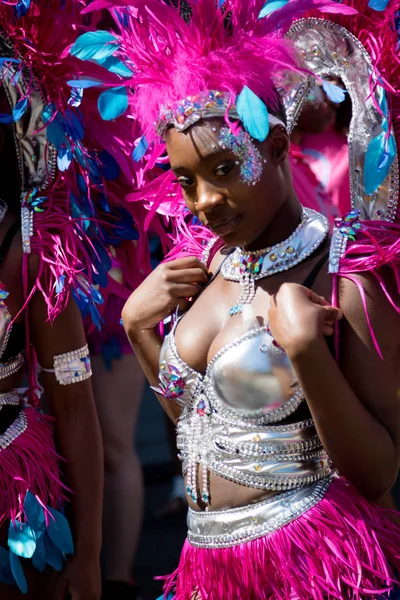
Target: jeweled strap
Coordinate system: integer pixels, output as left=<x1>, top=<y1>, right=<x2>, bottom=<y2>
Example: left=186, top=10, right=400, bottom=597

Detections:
left=42, top=344, right=92, bottom=386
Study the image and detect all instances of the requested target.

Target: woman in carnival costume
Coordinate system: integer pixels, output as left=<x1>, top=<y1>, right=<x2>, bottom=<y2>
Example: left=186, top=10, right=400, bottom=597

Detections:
left=0, top=0, right=149, bottom=598
left=79, top=0, right=400, bottom=598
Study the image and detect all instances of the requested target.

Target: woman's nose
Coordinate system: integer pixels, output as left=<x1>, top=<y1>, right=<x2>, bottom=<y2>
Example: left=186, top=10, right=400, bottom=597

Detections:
left=195, top=181, right=225, bottom=213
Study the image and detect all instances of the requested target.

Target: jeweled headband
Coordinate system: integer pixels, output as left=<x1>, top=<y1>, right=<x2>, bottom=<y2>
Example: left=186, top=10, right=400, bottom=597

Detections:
left=157, top=89, right=285, bottom=138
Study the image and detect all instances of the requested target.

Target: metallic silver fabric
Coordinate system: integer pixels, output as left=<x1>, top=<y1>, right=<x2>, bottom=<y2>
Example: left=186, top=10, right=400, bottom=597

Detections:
left=160, top=323, right=332, bottom=491
left=187, top=475, right=333, bottom=548
left=207, top=327, right=300, bottom=418
left=283, top=18, right=399, bottom=222
left=0, top=32, right=57, bottom=193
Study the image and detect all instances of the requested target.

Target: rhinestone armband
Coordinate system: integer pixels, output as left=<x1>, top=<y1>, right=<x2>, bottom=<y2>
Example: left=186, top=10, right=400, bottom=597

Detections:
left=52, top=344, right=92, bottom=386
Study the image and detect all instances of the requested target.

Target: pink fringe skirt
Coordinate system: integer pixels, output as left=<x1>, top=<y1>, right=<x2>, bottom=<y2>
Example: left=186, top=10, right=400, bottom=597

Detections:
left=0, top=405, right=66, bottom=525
left=162, top=478, right=400, bottom=599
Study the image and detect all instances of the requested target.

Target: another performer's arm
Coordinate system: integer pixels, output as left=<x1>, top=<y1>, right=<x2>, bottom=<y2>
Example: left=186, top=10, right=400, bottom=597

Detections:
left=122, top=256, right=209, bottom=422
left=268, top=276, right=400, bottom=503
left=29, top=281, right=103, bottom=600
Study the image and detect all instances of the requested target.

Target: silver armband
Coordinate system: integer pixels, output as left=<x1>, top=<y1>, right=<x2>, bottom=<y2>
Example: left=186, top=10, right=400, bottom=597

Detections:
left=52, top=344, right=92, bottom=386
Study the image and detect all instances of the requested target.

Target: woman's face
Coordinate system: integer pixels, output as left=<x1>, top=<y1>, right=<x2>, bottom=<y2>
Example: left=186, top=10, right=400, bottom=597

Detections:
left=166, top=118, right=291, bottom=248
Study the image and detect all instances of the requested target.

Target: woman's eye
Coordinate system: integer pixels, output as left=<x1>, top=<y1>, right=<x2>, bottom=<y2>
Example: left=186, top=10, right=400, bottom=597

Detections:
left=214, top=162, right=235, bottom=177
left=174, top=176, right=194, bottom=189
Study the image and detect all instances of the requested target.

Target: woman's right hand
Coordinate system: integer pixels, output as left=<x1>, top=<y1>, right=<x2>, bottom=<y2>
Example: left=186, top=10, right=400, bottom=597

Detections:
left=122, top=256, right=210, bottom=334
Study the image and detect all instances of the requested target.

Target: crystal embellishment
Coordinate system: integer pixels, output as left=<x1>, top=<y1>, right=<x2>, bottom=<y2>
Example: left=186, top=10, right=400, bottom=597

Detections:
left=223, top=209, right=329, bottom=316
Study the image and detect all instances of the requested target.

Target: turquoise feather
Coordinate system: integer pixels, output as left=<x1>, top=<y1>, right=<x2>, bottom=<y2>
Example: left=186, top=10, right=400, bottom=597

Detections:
left=32, top=537, right=46, bottom=573
left=70, top=31, right=119, bottom=62
left=259, top=0, right=289, bottom=18
left=12, top=97, right=28, bottom=122
left=364, top=131, right=396, bottom=195
left=96, top=55, right=132, bottom=77
left=322, top=81, right=346, bottom=104
left=9, top=552, right=27, bottom=594
left=98, top=86, right=128, bottom=121
left=47, top=507, right=74, bottom=556
left=8, top=521, right=37, bottom=559
left=132, top=136, right=149, bottom=162
left=68, top=79, right=102, bottom=89
left=24, top=492, right=45, bottom=532
left=236, top=86, right=269, bottom=142
left=368, top=0, right=390, bottom=10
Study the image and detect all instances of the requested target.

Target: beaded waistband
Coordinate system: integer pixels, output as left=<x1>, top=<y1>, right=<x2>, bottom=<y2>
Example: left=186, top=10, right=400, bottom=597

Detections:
left=0, top=354, right=24, bottom=380
left=187, top=475, right=333, bottom=548
left=0, top=390, right=20, bottom=411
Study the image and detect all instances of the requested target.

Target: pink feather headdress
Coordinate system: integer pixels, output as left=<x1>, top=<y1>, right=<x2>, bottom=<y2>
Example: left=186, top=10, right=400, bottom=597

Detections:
left=76, top=0, right=400, bottom=348
left=75, top=0, right=356, bottom=261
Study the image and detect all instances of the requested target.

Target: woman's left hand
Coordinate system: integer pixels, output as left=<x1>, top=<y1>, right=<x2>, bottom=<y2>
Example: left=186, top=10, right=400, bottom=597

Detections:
left=268, top=283, right=343, bottom=360
left=54, top=554, right=101, bottom=600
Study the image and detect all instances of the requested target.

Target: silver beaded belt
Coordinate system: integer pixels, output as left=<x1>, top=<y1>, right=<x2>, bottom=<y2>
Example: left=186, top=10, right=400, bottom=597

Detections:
left=187, top=475, right=333, bottom=548
left=0, top=354, right=24, bottom=380
left=0, top=390, right=20, bottom=411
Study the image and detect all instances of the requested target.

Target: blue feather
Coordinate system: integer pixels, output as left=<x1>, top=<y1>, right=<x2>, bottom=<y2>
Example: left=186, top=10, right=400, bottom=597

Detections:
left=0, top=114, right=13, bottom=124
left=32, top=537, right=46, bottom=573
left=24, top=492, right=45, bottom=533
left=98, top=86, right=128, bottom=121
left=68, top=88, right=84, bottom=108
left=43, top=536, right=64, bottom=571
left=70, top=31, right=119, bottom=62
left=364, top=131, right=396, bottom=195
left=46, top=119, right=65, bottom=150
left=132, top=136, right=148, bottom=162
left=55, top=275, right=66, bottom=294
left=47, top=508, right=74, bottom=555
left=65, top=109, right=84, bottom=141
left=77, top=174, right=88, bottom=195
left=57, top=147, right=73, bottom=172
left=368, top=0, right=390, bottom=10
left=218, top=0, right=226, bottom=6
left=236, top=86, right=270, bottom=142
left=259, top=0, right=289, bottom=18
left=98, top=192, right=111, bottom=213
left=42, top=104, right=66, bottom=150
left=100, top=150, right=120, bottom=181
left=8, top=521, right=36, bottom=559
left=68, top=79, right=102, bottom=89
left=96, top=55, right=132, bottom=78
left=0, top=547, right=13, bottom=586
left=9, top=552, right=27, bottom=594
left=15, top=0, right=31, bottom=18
left=322, top=81, right=346, bottom=104
left=12, top=98, right=28, bottom=122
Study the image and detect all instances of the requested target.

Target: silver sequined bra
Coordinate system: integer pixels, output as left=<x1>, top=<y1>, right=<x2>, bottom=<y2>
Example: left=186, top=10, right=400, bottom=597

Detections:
left=158, top=319, right=332, bottom=500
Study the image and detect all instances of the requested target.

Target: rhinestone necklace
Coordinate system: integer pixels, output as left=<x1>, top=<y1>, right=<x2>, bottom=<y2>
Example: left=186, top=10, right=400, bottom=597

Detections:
left=221, top=208, right=329, bottom=316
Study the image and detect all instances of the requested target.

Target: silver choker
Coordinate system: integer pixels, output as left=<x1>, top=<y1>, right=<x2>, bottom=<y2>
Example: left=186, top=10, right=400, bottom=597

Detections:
left=221, top=208, right=329, bottom=316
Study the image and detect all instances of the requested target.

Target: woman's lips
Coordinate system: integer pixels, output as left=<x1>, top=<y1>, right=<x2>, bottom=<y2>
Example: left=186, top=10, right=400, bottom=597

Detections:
left=208, top=215, right=242, bottom=236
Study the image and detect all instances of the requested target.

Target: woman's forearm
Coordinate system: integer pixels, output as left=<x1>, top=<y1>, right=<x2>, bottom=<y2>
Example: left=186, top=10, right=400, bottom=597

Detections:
left=125, top=323, right=181, bottom=422
left=289, top=339, right=398, bottom=500
left=47, top=378, right=104, bottom=556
